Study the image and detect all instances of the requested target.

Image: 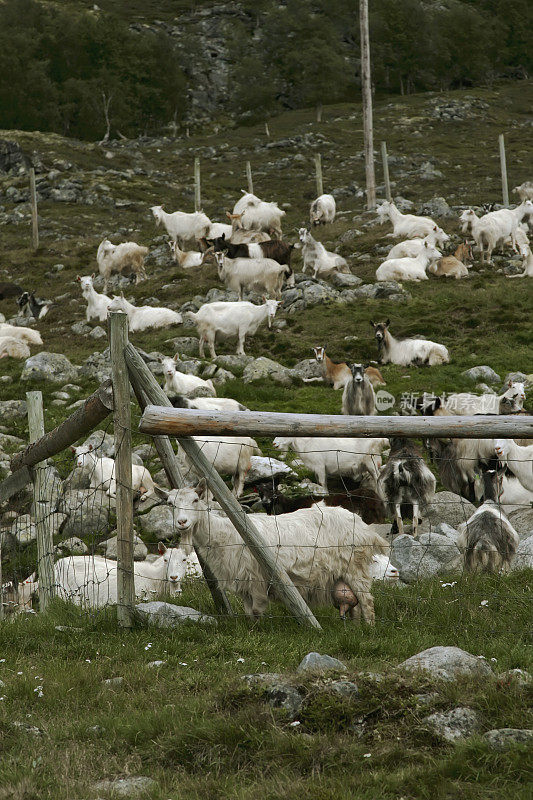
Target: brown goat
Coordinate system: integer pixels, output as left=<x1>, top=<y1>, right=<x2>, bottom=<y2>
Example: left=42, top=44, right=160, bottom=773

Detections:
left=313, top=347, right=386, bottom=390
left=428, top=241, right=472, bottom=279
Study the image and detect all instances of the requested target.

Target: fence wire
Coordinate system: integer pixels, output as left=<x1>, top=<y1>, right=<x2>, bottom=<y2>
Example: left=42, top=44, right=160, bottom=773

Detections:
left=1, top=421, right=532, bottom=623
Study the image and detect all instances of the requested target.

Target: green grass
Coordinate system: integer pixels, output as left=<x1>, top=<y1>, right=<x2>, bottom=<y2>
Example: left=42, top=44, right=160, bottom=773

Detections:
left=0, top=572, right=531, bottom=800
left=1, top=83, right=533, bottom=799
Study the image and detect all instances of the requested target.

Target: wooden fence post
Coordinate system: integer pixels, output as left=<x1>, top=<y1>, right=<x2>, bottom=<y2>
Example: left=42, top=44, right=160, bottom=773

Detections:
left=124, top=343, right=234, bottom=616
left=29, top=168, right=39, bottom=250
left=194, top=157, right=201, bottom=212
left=265, top=121, right=270, bottom=138
left=26, top=391, right=55, bottom=611
left=316, top=103, right=323, bottom=123
left=314, top=153, right=323, bottom=197
left=360, top=0, right=376, bottom=210
left=246, top=161, right=254, bottom=195
left=109, top=312, right=135, bottom=627
left=381, top=141, right=391, bottom=202
left=0, top=537, right=3, bottom=621
left=499, top=134, right=509, bottom=207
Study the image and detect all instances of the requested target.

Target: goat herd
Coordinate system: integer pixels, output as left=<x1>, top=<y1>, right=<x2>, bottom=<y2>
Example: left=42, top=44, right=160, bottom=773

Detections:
left=2, top=183, right=532, bottom=622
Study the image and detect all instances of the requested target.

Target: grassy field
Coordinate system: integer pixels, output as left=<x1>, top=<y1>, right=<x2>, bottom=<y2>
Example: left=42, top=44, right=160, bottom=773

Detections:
left=0, top=82, right=532, bottom=798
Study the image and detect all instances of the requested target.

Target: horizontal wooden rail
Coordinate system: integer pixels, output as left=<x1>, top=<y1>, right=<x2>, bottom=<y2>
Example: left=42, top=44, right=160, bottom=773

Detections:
left=139, top=407, right=533, bottom=440
left=10, top=381, right=114, bottom=473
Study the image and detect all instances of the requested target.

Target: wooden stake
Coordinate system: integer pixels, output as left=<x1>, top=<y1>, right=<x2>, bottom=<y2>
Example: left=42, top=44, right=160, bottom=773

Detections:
left=109, top=312, right=135, bottom=627
left=265, top=121, right=270, bottom=138
left=499, top=134, right=509, bottom=207
left=124, top=343, right=233, bottom=616
left=29, top=168, right=39, bottom=250
left=360, top=0, right=376, bottom=210
left=246, top=161, right=254, bottom=195
left=381, top=141, right=391, bottom=202
left=139, top=407, right=533, bottom=441
left=26, top=391, right=55, bottom=611
left=194, top=157, right=201, bottom=212
left=316, top=103, right=323, bottom=123
left=314, top=153, right=323, bottom=197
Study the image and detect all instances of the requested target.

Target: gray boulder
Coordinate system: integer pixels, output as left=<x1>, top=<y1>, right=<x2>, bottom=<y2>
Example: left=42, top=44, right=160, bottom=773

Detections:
left=483, top=728, right=533, bottom=751
left=512, top=534, right=533, bottom=570
left=424, top=707, right=480, bottom=742
left=291, top=359, right=324, bottom=381
left=508, top=508, right=533, bottom=538
left=213, top=354, right=254, bottom=374
left=137, top=504, right=177, bottom=541
left=420, top=492, right=476, bottom=532
left=391, top=532, right=462, bottom=583
left=56, top=536, right=88, bottom=555
left=21, top=352, right=79, bottom=383
left=498, top=669, right=532, bottom=686
left=0, top=400, right=27, bottom=421
left=59, top=490, right=112, bottom=538
left=99, top=532, right=148, bottom=561
left=78, top=351, right=111, bottom=383
left=398, top=646, right=494, bottom=681
left=417, top=197, right=454, bottom=219
left=245, top=456, right=295, bottom=484
left=80, top=430, right=115, bottom=458
left=330, top=272, right=363, bottom=288
left=301, top=283, right=342, bottom=306
left=329, top=680, right=359, bottom=697
left=265, top=684, right=303, bottom=717
left=501, top=371, right=530, bottom=389
left=71, top=321, right=91, bottom=336
left=461, top=365, right=501, bottom=384
left=243, top=357, right=294, bottom=387
left=297, top=652, right=347, bottom=674
left=434, top=522, right=460, bottom=544
left=11, top=514, right=36, bottom=545
left=165, top=337, right=199, bottom=356
left=135, top=601, right=216, bottom=626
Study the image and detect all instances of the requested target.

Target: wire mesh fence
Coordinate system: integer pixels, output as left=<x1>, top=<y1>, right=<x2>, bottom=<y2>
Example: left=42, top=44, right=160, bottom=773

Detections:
left=2, top=414, right=532, bottom=625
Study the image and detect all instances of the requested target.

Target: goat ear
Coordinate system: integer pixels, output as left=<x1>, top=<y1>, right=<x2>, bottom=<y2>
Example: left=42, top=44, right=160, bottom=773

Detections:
left=369, top=320, right=375, bottom=327
left=173, top=354, right=179, bottom=362
left=508, top=380, right=513, bottom=387
left=91, top=272, right=95, bottom=279
left=157, top=541, right=167, bottom=554
left=385, top=318, right=391, bottom=327
left=221, top=233, right=225, bottom=240
left=196, top=478, right=208, bottom=498
left=88, top=444, right=93, bottom=451
left=154, top=486, right=169, bottom=501
left=70, top=446, right=76, bottom=453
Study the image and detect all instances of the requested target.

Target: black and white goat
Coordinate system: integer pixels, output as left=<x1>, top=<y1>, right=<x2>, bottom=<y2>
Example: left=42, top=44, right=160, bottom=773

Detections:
left=377, top=437, right=436, bottom=537
left=210, top=233, right=294, bottom=268
left=253, top=481, right=386, bottom=524
left=17, top=291, right=52, bottom=320
left=456, top=472, right=520, bottom=573
left=342, top=364, right=376, bottom=415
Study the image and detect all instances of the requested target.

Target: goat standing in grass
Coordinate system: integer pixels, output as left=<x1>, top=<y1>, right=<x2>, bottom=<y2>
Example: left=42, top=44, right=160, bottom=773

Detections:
left=457, top=472, right=519, bottom=573
left=377, top=437, right=436, bottom=537
left=342, top=364, right=376, bottom=415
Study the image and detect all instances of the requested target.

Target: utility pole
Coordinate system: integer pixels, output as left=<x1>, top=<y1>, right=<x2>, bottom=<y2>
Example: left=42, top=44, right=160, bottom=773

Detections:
left=360, top=0, right=376, bottom=209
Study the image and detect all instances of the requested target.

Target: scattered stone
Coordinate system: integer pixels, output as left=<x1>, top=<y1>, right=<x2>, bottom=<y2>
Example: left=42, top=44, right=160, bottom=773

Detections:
left=0, top=400, right=27, bottom=420
left=135, top=601, right=217, bottom=627
left=424, top=707, right=480, bottom=742
left=391, top=532, right=462, bottom=583
left=461, top=365, right=501, bottom=384
left=417, top=196, right=454, bottom=219
left=21, top=352, right=79, bottom=383
left=297, top=652, right=347, bottom=674
left=328, top=680, right=359, bottom=697
left=501, top=371, right=530, bottom=389
left=137, top=504, right=179, bottom=542
left=330, top=272, right=363, bottom=288
left=483, top=728, right=533, bottom=751
left=434, top=522, right=460, bottom=543
left=507, top=509, right=533, bottom=538
left=55, top=536, right=88, bottom=556
left=89, top=325, right=107, bottom=339
left=290, top=359, right=324, bottom=381
left=103, top=677, right=124, bottom=686
left=92, top=776, right=157, bottom=798
left=213, top=354, right=254, bottom=373
left=146, top=660, right=166, bottom=668
left=399, top=646, right=494, bottom=681
left=498, top=668, right=532, bottom=686
left=512, top=534, right=533, bottom=570
left=419, top=492, right=476, bottom=532
left=165, top=336, right=199, bottom=356
left=59, top=490, right=112, bottom=538
left=243, top=357, right=295, bottom=387
left=71, top=321, right=91, bottom=336
left=245, top=456, right=295, bottom=483
left=80, top=431, right=115, bottom=458
left=241, top=673, right=283, bottom=687
left=99, top=533, right=148, bottom=561
left=11, top=514, right=36, bottom=545
left=265, top=684, right=303, bottom=717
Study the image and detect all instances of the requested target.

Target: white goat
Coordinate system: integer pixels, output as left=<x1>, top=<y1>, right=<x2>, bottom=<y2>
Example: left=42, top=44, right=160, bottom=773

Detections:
left=232, top=192, right=285, bottom=238
left=298, top=228, right=349, bottom=277
left=150, top=205, right=211, bottom=244
left=170, top=395, right=246, bottom=412
left=310, top=194, right=336, bottom=226
left=0, top=323, right=42, bottom=346
left=160, top=480, right=390, bottom=623
left=0, top=336, right=30, bottom=359
left=377, top=201, right=449, bottom=243
left=168, top=240, right=206, bottom=269
left=444, top=382, right=526, bottom=415
left=32, top=546, right=187, bottom=608
left=96, top=239, right=148, bottom=292
left=187, top=299, right=279, bottom=358
left=371, top=320, right=449, bottom=366
left=215, top=252, right=290, bottom=300
left=77, top=274, right=112, bottom=322
left=498, top=476, right=533, bottom=513
left=495, top=439, right=533, bottom=492
left=508, top=242, right=533, bottom=278
left=207, top=222, right=233, bottom=239
left=386, top=228, right=446, bottom=259
left=108, top=295, right=182, bottom=332
left=73, top=445, right=158, bottom=500
left=460, top=201, right=533, bottom=263
left=273, top=436, right=389, bottom=491
left=161, top=356, right=216, bottom=398
left=376, top=241, right=441, bottom=282
left=513, top=182, right=533, bottom=202
left=176, top=437, right=257, bottom=497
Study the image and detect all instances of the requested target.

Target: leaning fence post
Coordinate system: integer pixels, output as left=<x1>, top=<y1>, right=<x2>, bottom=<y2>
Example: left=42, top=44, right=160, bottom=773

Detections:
left=124, top=343, right=234, bottom=616
left=381, top=141, right=392, bottom=202
left=29, top=168, right=39, bottom=250
left=314, top=153, right=323, bottom=197
left=246, top=161, right=253, bottom=195
left=194, top=157, right=201, bottom=212
left=26, top=391, right=55, bottom=610
left=499, top=134, right=509, bottom=207
left=109, top=312, right=135, bottom=627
